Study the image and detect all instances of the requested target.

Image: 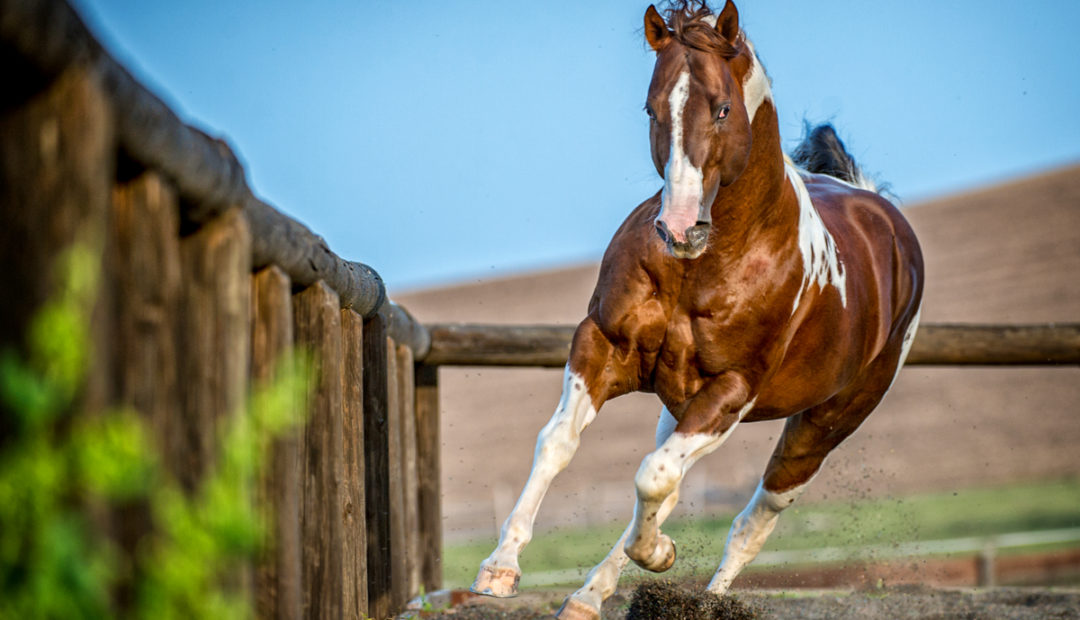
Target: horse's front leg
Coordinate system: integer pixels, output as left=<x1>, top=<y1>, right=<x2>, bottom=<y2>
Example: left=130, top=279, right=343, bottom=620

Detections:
left=624, top=372, right=752, bottom=572
left=472, top=319, right=630, bottom=597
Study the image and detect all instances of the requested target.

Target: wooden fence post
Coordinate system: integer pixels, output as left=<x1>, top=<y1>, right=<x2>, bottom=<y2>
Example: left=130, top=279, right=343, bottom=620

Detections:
left=108, top=172, right=182, bottom=607
left=340, top=310, right=368, bottom=617
left=252, top=266, right=302, bottom=620
left=362, top=313, right=392, bottom=620
left=385, top=338, right=408, bottom=608
left=396, top=344, right=421, bottom=599
left=176, top=208, right=251, bottom=488
left=110, top=172, right=181, bottom=457
left=414, top=364, right=442, bottom=592
left=293, top=282, right=345, bottom=619
left=0, top=66, right=113, bottom=419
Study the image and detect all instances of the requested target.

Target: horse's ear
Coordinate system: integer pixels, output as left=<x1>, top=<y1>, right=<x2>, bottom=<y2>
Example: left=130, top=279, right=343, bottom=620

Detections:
left=644, top=5, right=670, bottom=51
left=716, top=0, right=740, bottom=44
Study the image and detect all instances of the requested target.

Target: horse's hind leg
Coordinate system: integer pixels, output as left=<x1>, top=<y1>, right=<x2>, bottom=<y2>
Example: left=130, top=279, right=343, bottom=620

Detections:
left=707, top=351, right=904, bottom=594
left=472, top=319, right=631, bottom=597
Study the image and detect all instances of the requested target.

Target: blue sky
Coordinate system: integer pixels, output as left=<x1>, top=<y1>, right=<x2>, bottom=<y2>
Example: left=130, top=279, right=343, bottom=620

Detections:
left=76, top=1, right=1080, bottom=291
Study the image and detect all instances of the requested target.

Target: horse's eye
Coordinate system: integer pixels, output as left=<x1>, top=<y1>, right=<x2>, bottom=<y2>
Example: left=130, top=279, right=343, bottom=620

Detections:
left=715, top=103, right=731, bottom=122
left=645, top=104, right=657, bottom=120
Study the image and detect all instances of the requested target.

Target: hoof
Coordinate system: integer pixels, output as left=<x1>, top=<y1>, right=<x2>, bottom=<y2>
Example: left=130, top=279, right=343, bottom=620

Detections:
left=555, top=596, right=600, bottom=620
left=470, top=563, right=521, bottom=598
left=632, top=534, right=677, bottom=573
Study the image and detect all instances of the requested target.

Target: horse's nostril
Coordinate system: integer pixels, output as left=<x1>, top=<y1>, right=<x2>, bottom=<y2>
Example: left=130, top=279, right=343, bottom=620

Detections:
left=686, top=224, right=709, bottom=247
left=655, top=221, right=670, bottom=243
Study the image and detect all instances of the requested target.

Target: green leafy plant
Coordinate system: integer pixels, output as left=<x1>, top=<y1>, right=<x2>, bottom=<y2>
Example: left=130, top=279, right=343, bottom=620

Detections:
left=0, top=244, right=310, bottom=619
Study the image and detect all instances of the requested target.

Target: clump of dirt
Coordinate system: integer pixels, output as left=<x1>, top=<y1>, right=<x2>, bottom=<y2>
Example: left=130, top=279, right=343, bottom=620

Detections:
left=625, top=580, right=757, bottom=620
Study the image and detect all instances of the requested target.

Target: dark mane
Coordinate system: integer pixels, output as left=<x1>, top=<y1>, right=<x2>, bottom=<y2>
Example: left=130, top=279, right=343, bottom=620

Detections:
left=661, top=0, right=740, bottom=59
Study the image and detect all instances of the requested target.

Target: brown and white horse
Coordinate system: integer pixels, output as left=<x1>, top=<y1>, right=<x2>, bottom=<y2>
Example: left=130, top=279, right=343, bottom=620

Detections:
left=472, top=2, right=923, bottom=618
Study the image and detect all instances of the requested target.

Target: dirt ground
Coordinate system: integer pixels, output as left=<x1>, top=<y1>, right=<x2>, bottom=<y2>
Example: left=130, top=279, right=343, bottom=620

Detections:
left=408, top=583, right=1080, bottom=620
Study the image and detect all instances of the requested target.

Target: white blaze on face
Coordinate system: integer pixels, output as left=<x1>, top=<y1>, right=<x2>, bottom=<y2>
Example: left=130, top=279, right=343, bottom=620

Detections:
left=659, top=70, right=706, bottom=243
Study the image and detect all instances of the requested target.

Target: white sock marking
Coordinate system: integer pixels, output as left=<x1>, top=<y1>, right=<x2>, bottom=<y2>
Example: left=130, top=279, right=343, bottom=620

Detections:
left=478, top=366, right=597, bottom=575
left=708, top=478, right=810, bottom=594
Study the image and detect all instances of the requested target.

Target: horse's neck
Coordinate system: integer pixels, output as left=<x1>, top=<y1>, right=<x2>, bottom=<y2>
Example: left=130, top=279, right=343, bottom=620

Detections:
left=708, top=101, right=795, bottom=251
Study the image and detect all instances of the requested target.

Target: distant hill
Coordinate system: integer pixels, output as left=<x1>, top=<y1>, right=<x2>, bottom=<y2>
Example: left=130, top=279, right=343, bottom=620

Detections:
left=395, top=164, right=1080, bottom=542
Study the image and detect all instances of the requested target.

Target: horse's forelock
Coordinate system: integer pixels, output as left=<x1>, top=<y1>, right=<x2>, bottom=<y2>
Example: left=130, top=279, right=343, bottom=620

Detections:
left=661, top=0, right=741, bottom=60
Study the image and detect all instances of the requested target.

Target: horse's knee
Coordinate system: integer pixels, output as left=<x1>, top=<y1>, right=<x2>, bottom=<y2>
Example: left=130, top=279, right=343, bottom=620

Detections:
left=534, top=417, right=580, bottom=469
left=634, top=448, right=680, bottom=501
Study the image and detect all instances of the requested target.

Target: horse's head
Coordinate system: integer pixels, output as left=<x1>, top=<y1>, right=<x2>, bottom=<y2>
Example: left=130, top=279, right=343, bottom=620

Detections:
left=643, top=0, right=770, bottom=259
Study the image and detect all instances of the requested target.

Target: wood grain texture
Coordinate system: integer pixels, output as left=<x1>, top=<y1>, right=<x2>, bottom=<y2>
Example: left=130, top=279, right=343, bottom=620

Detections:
left=414, top=364, right=442, bottom=591
left=361, top=313, right=392, bottom=620
left=176, top=208, right=251, bottom=490
left=0, top=66, right=113, bottom=401
left=340, top=309, right=368, bottom=618
left=108, top=173, right=181, bottom=609
left=293, top=282, right=344, bottom=620
left=396, top=343, right=421, bottom=599
left=385, top=337, right=407, bottom=609
left=252, top=266, right=301, bottom=620
left=110, top=172, right=181, bottom=458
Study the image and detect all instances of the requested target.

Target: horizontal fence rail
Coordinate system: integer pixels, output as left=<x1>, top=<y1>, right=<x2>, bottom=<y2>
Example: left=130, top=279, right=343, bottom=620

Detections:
left=419, top=323, right=1080, bottom=367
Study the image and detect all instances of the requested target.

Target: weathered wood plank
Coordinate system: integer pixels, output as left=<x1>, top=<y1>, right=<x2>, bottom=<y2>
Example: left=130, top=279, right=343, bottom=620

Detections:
left=0, top=66, right=113, bottom=410
left=293, top=282, right=344, bottom=620
left=108, top=172, right=181, bottom=609
left=905, top=323, right=1080, bottom=366
left=362, top=314, right=392, bottom=620
left=177, top=208, right=252, bottom=490
left=421, top=323, right=1080, bottom=368
left=340, top=309, right=368, bottom=618
left=385, top=337, right=407, bottom=609
left=422, top=324, right=575, bottom=367
left=396, top=343, right=421, bottom=599
left=414, top=364, right=442, bottom=592
left=252, top=266, right=301, bottom=620
left=111, top=172, right=181, bottom=461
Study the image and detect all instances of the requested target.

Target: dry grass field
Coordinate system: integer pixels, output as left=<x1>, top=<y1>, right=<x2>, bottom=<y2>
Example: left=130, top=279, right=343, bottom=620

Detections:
left=394, top=164, right=1080, bottom=543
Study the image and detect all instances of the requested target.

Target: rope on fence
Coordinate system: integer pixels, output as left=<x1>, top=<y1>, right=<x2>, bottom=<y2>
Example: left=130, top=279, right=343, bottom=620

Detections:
left=1, top=0, right=387, bottom=318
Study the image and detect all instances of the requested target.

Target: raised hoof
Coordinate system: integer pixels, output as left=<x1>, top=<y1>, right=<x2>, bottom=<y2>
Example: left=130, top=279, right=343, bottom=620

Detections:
left=555, top=596, right=600, bottom=620
left=470, top=564, right=521, bottom=598
left=633, top=534, right=677, bottom=573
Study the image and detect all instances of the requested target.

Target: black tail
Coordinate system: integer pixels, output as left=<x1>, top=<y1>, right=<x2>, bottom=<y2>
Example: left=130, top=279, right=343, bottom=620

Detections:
left=789, top=123, right=877, bottom=191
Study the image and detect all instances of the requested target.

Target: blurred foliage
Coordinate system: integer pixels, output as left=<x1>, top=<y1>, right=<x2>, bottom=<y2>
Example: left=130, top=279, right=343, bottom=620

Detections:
left=0, top=245, right=311, bottom=619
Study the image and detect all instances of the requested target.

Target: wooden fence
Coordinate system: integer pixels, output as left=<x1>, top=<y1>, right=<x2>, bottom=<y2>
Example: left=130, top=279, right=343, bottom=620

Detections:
left=2, top=1, right=1078, bottom=619
left=1, top=1, right=433, bottom=618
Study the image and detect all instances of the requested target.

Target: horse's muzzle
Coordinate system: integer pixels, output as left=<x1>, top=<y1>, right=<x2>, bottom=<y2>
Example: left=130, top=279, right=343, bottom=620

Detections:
left=655, top=220, right=709, bottom=259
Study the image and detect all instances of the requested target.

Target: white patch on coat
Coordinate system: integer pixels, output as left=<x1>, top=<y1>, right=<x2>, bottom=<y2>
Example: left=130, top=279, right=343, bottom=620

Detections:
left=634, top=399, right=755, bottom=507
left=885, top=305, right=922, bottom=394
left=707, top=478, right=811, bottom=594
left=477, top=366, right=597, bottom=580
left=786, top=162, right=847, bottom=313
left=742, top=39, right=773, bottom=124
